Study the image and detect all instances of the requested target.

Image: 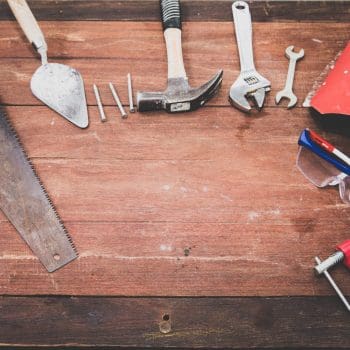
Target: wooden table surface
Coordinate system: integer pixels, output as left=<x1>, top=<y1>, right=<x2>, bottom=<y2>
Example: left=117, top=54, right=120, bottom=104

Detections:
left=0, top=0, right=350, bottom=348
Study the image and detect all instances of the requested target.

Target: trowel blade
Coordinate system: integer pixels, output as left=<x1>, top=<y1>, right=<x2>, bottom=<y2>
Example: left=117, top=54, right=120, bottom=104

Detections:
left=31, top=63, right=89, bottom=128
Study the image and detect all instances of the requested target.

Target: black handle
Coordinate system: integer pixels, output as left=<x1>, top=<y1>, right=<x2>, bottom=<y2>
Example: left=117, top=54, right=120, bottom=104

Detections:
left=160, top=0, right=181, bottom=31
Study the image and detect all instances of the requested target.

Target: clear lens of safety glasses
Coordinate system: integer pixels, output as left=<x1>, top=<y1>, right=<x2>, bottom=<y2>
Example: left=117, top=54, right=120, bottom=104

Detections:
left=339, top=176, right=350, bottom=204
left=297, top=146, right=344, bottom=188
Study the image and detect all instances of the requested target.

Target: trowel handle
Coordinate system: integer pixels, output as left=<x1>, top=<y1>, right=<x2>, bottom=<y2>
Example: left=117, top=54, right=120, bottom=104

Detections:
left=160, top=0, right=186, bottom=79
left=7, top=0, right=47, bottom=52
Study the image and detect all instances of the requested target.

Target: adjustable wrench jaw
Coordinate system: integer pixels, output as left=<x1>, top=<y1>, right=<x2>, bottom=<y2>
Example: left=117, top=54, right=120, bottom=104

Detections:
left=229, top=71, right=271, bottom=112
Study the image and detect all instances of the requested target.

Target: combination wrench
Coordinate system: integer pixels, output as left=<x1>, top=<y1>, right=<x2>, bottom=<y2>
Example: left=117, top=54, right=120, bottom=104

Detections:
left=275, top=46, right=304, bottom=109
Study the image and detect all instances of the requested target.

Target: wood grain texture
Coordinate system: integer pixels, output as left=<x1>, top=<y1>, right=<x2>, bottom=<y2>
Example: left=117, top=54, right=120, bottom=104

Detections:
left=0, top=296, right=350, bottom=348
left=2, top=3, right=350, bottom=349
left=0, top=21, right=349, bottom=108
left=0, top=0, right=349, bottom=21
left=1, top=220, right=350, bottom=296
left=1, top=4, right=350, bottom=350
left=0, top=16, right=350, bottom=298
left=1, top=106, right=350, bottom=295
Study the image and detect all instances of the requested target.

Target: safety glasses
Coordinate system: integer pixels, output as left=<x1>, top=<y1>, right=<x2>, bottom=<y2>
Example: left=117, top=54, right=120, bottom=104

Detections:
left=297, top=129, right=350, bottom=204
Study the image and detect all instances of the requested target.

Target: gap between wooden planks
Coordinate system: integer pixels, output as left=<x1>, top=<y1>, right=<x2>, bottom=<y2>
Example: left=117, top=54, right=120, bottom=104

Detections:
left=0, top=0, right=349, bottom=21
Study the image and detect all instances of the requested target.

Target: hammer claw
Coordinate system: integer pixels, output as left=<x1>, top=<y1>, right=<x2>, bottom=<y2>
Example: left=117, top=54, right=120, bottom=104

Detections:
left=191, top=70, right=223, bottom=107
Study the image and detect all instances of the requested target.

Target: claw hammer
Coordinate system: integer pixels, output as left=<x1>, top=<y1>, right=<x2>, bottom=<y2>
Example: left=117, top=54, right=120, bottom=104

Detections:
left=137, top=0, right=223, bottom=113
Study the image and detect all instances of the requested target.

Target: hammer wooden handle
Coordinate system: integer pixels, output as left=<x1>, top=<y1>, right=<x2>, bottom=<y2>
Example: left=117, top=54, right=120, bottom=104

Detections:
left=7, top=0, right=47, bottom=51
left=161, top=0, right=186, bottom=79
left=164, top=28, right=186, bottom=79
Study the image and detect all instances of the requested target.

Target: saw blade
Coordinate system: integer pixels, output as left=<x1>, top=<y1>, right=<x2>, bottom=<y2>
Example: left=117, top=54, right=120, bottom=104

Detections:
left=0, top=107, right=77, bottom=272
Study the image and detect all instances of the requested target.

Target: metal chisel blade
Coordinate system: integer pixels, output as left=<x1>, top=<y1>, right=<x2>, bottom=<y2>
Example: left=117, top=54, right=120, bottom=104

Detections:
left=0, top=108, right=77, bottom=272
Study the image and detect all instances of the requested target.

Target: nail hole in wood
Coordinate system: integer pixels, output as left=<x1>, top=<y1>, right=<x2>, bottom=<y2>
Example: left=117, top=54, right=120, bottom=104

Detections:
left=184, top=247, right=191, bottom=256
left=159, top=313, right=171, bottom=334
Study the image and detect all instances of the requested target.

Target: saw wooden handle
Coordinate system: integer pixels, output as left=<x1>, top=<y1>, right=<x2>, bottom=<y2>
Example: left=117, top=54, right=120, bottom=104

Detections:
left=7, top=0, right=47, bottom=51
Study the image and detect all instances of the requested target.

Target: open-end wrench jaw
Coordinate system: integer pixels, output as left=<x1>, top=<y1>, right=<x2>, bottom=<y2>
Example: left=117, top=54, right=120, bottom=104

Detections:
left=286, top=46, right=304, bottom=61
left=275, top=89, right=297, bottom=109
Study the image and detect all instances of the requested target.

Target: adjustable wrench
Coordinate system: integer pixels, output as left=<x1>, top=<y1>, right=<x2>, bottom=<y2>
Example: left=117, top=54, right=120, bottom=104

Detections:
left=229, top=1, right=271, bottom=112
left=275, top=46, right=304, bottom=109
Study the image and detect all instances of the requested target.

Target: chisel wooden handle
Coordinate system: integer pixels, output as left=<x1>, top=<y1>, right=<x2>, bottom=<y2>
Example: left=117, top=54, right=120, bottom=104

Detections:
left=7, top=0, right=47, bottom=51
left=160, top=0, right=186, bottom=79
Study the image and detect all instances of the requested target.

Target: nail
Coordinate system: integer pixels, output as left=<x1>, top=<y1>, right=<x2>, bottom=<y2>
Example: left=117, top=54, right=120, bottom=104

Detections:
left=127, top=73, right=135, bottom=113
left=93, top=84, right=107, bottom=122
left=109, top=82, right=128, bottom=119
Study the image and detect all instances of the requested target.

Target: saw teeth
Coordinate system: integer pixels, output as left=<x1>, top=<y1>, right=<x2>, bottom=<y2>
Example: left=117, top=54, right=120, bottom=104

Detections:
left=0, top=109, right=78, bottom=258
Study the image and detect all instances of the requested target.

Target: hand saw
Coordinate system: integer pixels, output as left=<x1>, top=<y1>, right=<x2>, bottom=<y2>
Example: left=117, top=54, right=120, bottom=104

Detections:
left=0, top=107, right=77, bottom=272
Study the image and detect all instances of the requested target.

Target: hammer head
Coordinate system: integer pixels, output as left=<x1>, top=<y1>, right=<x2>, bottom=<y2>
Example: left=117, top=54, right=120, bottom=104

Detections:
left=137, top=70, right=223, bottom=113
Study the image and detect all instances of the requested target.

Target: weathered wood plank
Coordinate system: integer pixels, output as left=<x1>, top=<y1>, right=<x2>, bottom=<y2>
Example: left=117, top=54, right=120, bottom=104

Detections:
left=0, top=296, right=349, bottom=348
left=1, top=152, right=349, bottom=223
left=2, top=154, right=349, bottom=225
left=1, top=11, right=349, bottom=300
left=5, top=106, right=350, bottom=160
left=0, top=21, right=348, bottom=107
left=0, top=107, right=350, bottom=295
left=1, top=21, right=347, bottom=60
left=0, top=0, right=349, bottom=21
left=1, top=219, right=350, bottom=296
left=0, top=3, right=349, bottom=348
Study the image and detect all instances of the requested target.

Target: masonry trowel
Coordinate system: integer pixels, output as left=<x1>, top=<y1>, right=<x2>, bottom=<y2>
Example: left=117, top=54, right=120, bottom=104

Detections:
left=7, top=0, right=89, bottom=128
